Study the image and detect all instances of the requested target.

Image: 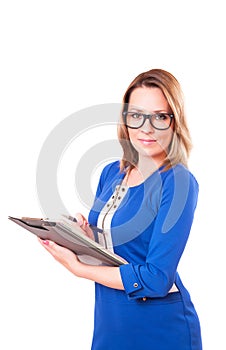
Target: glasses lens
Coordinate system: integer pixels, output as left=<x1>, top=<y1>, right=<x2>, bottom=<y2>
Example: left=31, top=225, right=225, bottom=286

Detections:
left=151, top=114, right=172, bottom=130
left=125, top=112, right=144, bottom=128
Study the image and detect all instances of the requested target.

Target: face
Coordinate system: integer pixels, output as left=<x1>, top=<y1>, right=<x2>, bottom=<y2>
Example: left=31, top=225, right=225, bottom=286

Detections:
left=127, top=86, right=174, bottom=167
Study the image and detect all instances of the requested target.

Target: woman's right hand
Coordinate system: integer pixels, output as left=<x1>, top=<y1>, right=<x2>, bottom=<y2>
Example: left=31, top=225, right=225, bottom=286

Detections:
left=74, top=213, right=95, bottom=240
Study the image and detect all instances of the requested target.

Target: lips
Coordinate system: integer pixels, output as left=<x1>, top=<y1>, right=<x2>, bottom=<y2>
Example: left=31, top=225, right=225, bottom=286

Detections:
left=138, top=138, right=157, bottom=145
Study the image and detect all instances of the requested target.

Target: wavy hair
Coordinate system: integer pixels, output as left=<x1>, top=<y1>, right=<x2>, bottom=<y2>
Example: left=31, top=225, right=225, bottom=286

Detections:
left=118, top=68, right=192, bottom=172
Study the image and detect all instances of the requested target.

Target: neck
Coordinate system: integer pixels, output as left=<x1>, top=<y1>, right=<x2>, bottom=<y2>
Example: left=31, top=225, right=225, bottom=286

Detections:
left=137, top=156, right=163, bottom=178
left=126, top=157, right=163, bottom=187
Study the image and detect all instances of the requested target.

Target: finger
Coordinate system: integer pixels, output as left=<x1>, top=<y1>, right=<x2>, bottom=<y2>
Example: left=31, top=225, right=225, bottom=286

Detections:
left=37, top=237, right=48, bottom=246
left=38, top=237, right=53, bottom=250
left=38, top=239, right=65, bottom=260
left=84, top=223, right=95, bottom=240
left=74, top=213, right=87, bottom=226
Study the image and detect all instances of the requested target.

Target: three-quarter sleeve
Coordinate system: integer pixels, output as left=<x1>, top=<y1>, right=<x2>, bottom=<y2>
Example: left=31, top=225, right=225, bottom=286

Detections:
left=119, top=167, right=199, bottom=299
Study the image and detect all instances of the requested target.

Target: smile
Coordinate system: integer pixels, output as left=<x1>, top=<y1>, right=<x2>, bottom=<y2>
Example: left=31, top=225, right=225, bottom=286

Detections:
left=138, top=139, right=157, bottom=145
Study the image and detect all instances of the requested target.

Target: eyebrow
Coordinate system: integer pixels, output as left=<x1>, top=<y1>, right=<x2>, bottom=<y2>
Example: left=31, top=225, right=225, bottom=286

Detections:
left=128, top=107, right=170, bottom=113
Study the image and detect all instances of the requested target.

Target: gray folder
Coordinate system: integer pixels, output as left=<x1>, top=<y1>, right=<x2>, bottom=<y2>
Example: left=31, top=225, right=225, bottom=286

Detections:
left=8, top=216, right=127, bottom=266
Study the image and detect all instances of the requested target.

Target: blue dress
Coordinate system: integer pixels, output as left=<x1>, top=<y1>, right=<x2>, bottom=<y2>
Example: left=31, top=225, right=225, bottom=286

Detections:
left=88, top=161, right=202, bottom=350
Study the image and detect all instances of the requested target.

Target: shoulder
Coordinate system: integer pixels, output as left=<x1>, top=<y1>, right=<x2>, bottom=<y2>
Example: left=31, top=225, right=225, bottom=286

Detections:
left=98, top=160, right=123, bottom=184
left=160, top=164, right=199, bottom=196
left=162, top=164, right=198, bottom=184
left=100, top=160, right=121, bottom=177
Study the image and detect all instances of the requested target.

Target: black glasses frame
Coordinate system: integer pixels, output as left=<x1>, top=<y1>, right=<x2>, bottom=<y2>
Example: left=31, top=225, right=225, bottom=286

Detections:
left=122, top=111, right=174, bottom=130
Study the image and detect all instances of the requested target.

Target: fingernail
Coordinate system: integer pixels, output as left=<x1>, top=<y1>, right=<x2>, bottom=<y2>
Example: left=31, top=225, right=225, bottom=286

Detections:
left=42, top=240, right=49, bottom=245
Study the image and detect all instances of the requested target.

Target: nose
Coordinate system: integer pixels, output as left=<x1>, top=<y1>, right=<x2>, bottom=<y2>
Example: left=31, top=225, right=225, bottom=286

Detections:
left=140, top=117, right=155, bottom=133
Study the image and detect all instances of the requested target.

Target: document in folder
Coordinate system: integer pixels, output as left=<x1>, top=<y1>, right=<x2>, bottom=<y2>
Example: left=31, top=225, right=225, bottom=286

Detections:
left=8, top=216, right=128, bottom=266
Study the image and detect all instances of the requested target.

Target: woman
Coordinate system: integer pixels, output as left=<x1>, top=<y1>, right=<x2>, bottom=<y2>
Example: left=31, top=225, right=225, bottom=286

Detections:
left=39, top=69, right=202, bottom=349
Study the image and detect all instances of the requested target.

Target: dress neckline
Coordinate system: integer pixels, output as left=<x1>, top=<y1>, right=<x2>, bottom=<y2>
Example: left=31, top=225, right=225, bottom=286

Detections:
left=121, top=165, right=164, bottom=189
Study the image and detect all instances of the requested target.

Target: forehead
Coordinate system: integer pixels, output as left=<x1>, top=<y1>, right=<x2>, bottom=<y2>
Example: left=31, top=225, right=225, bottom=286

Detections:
left=129, top=86, right=169, bottom=112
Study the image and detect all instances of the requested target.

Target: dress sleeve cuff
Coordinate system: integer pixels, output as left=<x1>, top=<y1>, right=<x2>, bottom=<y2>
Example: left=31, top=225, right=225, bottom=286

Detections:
left=119, top=263, right=143, bottom=295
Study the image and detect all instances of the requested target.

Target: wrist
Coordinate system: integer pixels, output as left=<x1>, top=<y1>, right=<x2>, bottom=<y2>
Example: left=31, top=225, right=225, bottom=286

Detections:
left=71, top=258, right=88, bottom=278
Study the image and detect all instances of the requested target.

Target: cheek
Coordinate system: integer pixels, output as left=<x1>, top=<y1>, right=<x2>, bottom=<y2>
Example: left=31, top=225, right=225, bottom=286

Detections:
left=157, top=129, right=174, bottom=149
left=128, top=129, right=137, bottom=143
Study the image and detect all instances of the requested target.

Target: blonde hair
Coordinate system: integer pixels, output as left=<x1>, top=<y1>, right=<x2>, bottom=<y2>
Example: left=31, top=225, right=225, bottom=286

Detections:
left=118, top=68, right=192, bottom=172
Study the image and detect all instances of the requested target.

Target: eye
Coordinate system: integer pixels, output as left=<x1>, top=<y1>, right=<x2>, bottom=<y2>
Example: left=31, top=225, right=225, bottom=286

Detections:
left=154, top=113, right=168, bottom=120
left=129, top=112, right=143, bottom=120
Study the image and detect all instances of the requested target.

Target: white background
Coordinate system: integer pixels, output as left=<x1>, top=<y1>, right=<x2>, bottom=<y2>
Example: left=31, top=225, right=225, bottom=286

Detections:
left=1, top=1, right=226, bottom=349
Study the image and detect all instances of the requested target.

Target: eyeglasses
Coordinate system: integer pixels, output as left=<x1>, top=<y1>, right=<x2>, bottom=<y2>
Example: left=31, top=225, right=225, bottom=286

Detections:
left=122, top=111, right=174, bottom=130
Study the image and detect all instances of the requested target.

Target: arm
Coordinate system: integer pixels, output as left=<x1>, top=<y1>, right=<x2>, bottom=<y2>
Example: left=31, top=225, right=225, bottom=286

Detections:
left=38, top=162, right=125, bottom=289
left=38, top=238, right=124, bottom=290
left=119, top=167, right=199, bottom=299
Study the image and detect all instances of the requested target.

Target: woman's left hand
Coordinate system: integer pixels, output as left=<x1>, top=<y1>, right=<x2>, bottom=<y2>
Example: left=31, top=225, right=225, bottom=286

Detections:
left=38, top=238, right=124, bottom=290
left=38, top=238, right=83, bottom=276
